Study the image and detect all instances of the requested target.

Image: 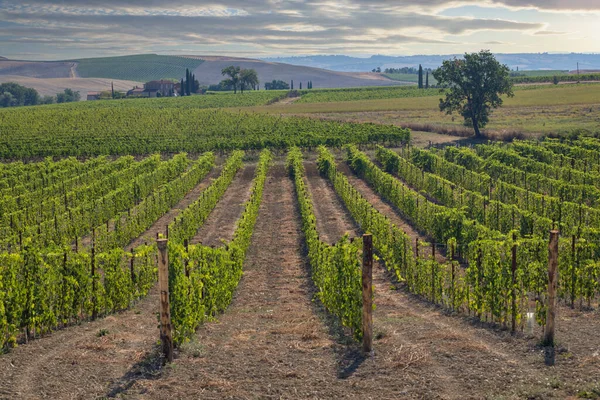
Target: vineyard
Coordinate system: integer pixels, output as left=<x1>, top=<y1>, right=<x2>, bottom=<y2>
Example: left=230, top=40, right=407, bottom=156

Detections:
left=0, top=104, right=408, bottom=158
left=1, top=127, right=600, bottom=397
left=72, top=54, right=204, bottom=82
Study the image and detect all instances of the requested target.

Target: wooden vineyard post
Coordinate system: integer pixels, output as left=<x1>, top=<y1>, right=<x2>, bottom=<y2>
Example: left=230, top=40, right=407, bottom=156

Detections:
left=544, top=230, right=559, bottom=349
left=362, top=234, right=373, bottom=355
left=157, top=238, right=174, bottom=363
left=431, top=242, right=436, bottom=302
left=511, top=232, right=517, bottom=334
left=91, top=228, right=97, bottom=321
left=130, top=248, right=136, bottom=285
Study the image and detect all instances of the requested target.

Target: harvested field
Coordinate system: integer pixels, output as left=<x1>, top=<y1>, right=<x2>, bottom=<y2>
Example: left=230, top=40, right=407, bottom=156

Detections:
left=0, top=75, right=142, bottom=98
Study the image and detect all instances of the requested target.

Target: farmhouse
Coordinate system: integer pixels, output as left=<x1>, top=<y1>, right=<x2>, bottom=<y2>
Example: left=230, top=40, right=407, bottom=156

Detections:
left=144, top=80, right=175, bottom=96
left=86, top=91, right=100, bottom=101
left=127, top=87, right=148, bottom=97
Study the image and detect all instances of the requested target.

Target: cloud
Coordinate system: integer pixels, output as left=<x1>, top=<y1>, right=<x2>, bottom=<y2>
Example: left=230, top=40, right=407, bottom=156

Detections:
left=489, top=0, right=600, bottom=11
left=533, top=30, right=568, bottom=35
left=0, top=0, right=555, bottom=58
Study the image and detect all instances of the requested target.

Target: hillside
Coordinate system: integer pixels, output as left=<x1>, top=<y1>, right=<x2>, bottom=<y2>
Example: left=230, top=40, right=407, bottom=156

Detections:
left=0, top=55, right=402, bottom=90
left=0, top=75, right=142, bottom=98
left=73, top=54, right=204, bottom=82
left=0, top=60, right=75, bottom=78
left=184, top=56, right=401, bottom=89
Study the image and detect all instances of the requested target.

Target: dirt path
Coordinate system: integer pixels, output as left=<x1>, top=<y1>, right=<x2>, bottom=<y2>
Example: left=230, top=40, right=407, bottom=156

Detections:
left=190, top=164, right=256, bottom=247
left=303, top=162, right=359, bottom=244
left=69, top=62, right=78, bottom=78
left=119, top=163, right=352, bottom=398
left=0, top=165, right=227, bottom=399
left=126, top=164, right=224, bottom=249
left=336, top=160, right=445, bottom=262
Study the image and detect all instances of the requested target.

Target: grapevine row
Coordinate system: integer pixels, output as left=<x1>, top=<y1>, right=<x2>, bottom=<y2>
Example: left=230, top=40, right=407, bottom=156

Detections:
left=166, top=150, right=272, bottom=344
left=287, top=147, right=364, bottom=338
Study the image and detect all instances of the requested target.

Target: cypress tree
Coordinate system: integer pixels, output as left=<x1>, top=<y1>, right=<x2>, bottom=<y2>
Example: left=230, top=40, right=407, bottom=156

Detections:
left=418, top=64, right=423, bottom=89
left=180, top=79, right=184, bottom=96
left=291, top=80, right=294, bottom=90
left=425, top=71, right=429, bottom=89
left=299, top=82, right=302, bottom=90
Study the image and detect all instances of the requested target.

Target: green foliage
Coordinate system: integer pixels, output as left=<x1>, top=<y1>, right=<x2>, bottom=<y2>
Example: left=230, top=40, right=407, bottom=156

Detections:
left=287, top=147, right=363, bottom=339
left=0, top=82, right=40, bottom=107
left=167, top=149, right=272, bottom=345
left=376, top=146, right=553, bottom=238
left=0, top=243, right=157, bottom=350
left=169, top=151, right=243, bottom=243
left=264, top=80, right=290, bottom=90
left=511, top=72, right=600, bottom=84
left=296, top=86, right=440, bottom=103
left=433, top=50, right=514, bottom=136
left=73, top=54, right=204, bottom=82
left=0, top=106, right=409, bottom=159
left=56, top=89, right=80, bottom=104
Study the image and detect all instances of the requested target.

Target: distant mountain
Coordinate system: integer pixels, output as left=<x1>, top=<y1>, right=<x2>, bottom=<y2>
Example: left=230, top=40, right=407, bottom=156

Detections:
left=262, top=53, right=600, bottom=72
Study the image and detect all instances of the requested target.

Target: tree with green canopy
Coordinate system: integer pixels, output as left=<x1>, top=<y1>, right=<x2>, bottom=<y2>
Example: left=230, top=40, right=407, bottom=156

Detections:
left=221, top=66, right=241, bottom=94
left=432, top=50, right=513, bottom=137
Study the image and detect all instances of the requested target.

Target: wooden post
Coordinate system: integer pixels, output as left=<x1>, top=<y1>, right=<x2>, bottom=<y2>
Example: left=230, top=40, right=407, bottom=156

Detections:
left=130, top=248, right=136, bottom=285
left=362, top=234, right=373, bottom=355
left=157, top=238, right=174, bottom=363
left=451, top=242, right=456, bottom=310
left=544, top=230, right=559, bottom=348
left=431, top=242, right=436, bottom=302
left=91, top=241, right=97, bottom=321
left=184, top=239, right=190, bottom=278
left=415, top=238, right=419, bottom=259
left=511, top=232, right=517, bottom=333
left=571, top=235, right=576, bottom=309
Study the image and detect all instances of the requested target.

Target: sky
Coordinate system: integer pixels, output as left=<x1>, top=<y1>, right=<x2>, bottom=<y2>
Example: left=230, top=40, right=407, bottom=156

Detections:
left=0, top=0, right=598, bottom=60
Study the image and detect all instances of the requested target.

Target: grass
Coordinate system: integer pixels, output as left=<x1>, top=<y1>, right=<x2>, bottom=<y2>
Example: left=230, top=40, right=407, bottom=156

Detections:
left=249, top=83, right=600, bottom=139
left=512, top=70, right=568, bottom=77
left=384, top=73, right=438, bottom=85
left=72, top=54, right=204, bottom=82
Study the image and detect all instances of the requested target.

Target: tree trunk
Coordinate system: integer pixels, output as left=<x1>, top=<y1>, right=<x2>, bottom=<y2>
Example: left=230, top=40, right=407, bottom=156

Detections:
left=470, top=105, right=481, bottom=137
left=473, top=120, right=481, bottom=137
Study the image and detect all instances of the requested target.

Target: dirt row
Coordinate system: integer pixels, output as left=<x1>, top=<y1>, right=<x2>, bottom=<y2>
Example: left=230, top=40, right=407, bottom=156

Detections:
left=190, top=164, right=256, bottom=247
left=335, top=160, right=446, bottom=263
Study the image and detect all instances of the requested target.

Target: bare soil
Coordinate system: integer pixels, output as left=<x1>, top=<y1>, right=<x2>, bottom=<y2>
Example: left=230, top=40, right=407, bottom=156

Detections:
left=0, top=285, right=161, bottom=399
left=128, top=164, right=224, bottom=249
left=303, top=162, right=358, bottom=244
left=190, top=164, right=256, bottom=247
left=335, top=160, right=445, bottom=262
left=0, top=75, right=142, bottom=98
left=191, top=58, right=400, bottom=89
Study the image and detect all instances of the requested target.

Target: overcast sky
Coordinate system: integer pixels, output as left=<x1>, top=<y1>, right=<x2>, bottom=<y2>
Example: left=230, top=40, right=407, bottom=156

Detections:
left=0, top=0, right=598, bottom=60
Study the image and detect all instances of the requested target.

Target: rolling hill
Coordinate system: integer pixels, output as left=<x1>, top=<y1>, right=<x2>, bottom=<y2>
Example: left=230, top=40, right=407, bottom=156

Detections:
left=0, top=75, right=143, bottom=98
left=0, top=54, right=402, bottom=94
left=184, top=56, right=402, bottom=89
left=73, top=54, right=204, bottom=82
